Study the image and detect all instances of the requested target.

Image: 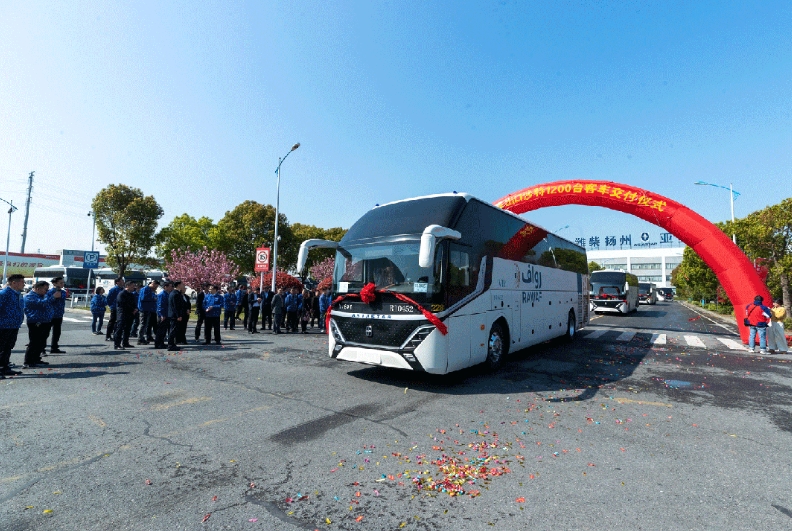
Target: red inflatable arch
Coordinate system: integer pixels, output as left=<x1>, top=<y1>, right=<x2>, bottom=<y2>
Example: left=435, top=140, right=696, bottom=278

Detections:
left=494, top=180, right=770, bottom=343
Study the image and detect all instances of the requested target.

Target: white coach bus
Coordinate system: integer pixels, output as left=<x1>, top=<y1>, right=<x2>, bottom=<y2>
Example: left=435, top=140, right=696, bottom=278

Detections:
left=589, top=270, right=639, bottom=314
left=298, top=193, right=589, bottom=374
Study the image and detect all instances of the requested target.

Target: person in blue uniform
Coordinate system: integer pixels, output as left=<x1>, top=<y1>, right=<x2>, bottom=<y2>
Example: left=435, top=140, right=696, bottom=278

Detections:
left=0, top=274, right=25, bottom=378
left=223, top=287, right=237, bottom=330
left=137, top=280, right=159, bottom=345
left=202, top=285, right=223, bottom=344
left=90, top=287, right=108, bottom=335
left=23, top=280, right=61, bottom=368
left=104, top=277, right=124, bottom=341
left=154, top=281, right=173, bottom=349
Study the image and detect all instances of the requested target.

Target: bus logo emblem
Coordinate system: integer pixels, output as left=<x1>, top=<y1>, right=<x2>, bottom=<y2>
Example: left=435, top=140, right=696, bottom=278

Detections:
left=365, top=325, right=373, bottom=337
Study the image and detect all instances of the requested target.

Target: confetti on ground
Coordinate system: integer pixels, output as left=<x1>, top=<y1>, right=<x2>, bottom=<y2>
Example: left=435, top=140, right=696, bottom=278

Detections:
left=201, top=513, right=211, bottom=523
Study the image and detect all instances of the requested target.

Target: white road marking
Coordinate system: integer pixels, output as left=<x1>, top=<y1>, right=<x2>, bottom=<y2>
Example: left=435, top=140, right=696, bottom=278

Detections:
left=684, top=335, right=707, bottom=348
left=615, top=331, right=636, bottom=342
left=583, top=329, right=607, bottom=339
left=650, top=333, right=667, bottom=345
left=62, top=317, right=91, bottom=323
left=716, top=337, right=750, bottom=351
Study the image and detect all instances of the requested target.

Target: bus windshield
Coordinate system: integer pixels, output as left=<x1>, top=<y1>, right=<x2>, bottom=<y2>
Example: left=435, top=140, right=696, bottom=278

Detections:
left=638, top=283, right=652, bottom=295
left=333, top=241, right=440, bottom=302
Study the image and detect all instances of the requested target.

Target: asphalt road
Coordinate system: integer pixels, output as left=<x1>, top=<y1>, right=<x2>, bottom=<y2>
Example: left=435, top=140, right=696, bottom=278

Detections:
left=2, top=301, right=792, bottom=530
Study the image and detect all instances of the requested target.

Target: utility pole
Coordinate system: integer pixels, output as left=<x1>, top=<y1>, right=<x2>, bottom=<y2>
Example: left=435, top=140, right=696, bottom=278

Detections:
left=20, top=171, right=34, bottom=253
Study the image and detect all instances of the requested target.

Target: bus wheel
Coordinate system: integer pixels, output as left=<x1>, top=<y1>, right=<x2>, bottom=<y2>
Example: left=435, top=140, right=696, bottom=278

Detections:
left=564, top=310, right=576, bottom=342
left=485, top=322, right=507, bottom=371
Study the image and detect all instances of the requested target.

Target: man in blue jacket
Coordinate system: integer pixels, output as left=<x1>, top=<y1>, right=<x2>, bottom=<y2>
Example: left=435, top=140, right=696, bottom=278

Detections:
left=318, top=287, right=332, bottom=333
left=24, top=280, right=61, bottom=368
left=203, top=285, right=224, bottom=344
left=154, top=281, right=173, bottom=349
left=0, top=274, right=25, bottom=378
left=284, top=287, right=302, bottom=333
left=104, top=277, right=124, bottom=341
left=223, top=287, right=237, bottom=330
left=47, top=276, right=67, bottom=354
left=137, top=280, right=160, bottom=345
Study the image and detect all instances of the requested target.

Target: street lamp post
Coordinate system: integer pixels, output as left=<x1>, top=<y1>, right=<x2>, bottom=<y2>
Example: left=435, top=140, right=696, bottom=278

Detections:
left=271, top=143, right=300, bottom=292
left=85, top=211, right=97, bottom=307
left=1, top=197, right=18, bottom=282
left=694, top=181, right=740, bottom=244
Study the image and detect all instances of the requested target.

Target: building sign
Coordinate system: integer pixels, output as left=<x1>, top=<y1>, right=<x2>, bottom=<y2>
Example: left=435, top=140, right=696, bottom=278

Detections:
left=574, top=232, right=675, bottom=250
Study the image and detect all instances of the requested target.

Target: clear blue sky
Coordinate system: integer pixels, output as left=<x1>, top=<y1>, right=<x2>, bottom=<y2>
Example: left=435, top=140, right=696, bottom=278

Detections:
left=1, top=0, right=790, bottom=256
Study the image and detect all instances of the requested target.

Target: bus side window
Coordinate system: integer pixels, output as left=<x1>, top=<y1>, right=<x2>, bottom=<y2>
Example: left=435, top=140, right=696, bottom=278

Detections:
left=448, top=245, right=473, bottom=305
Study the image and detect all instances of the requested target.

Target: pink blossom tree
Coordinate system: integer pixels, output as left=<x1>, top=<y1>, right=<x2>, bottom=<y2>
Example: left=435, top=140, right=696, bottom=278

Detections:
left=168, top=247, right=240, bottom=290
left=310, top=257, right=335, bottom=283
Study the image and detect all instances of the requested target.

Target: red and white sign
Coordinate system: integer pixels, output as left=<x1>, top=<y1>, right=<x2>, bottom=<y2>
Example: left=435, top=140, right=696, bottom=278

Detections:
left=254, top=247, right=271, bottom=273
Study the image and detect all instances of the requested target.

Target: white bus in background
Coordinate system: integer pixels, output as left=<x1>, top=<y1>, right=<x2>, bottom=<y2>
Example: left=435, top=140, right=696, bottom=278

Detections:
left=638, top=282, right=658, bottom=305
left=33, top=265, right=91, bottom=299
left=589, top=270, right=639, bottom=314
left=298, top=193, right=589, bottom=375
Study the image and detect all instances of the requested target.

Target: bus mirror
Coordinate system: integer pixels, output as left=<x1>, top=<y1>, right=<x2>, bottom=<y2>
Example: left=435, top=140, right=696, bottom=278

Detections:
left=419, top=225, right=461, bottom=268
left=297, top=239, right=340, bottom=272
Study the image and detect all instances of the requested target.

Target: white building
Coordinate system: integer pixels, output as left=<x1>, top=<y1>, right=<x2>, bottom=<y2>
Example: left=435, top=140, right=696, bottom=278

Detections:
left=586, top=247, right=684, bottom=288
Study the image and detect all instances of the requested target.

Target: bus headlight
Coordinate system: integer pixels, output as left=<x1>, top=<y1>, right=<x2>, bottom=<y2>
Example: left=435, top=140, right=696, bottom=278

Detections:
left=403, top=325, right=435, bottom=350
left=330, top=319, right=345, bottom=344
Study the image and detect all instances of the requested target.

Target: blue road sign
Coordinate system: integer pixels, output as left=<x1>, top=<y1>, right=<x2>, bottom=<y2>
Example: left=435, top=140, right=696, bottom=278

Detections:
left=83, top=251, right=100, bottom=269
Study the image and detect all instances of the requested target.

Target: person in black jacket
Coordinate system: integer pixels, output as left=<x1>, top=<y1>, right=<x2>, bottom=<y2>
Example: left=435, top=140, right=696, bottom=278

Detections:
left=236, top=286, right=249, bottom=329
left=114, top=281, right=139, bottom=350
left=178, top=290, right=191, bottom=344
left=194, top=285, right=207, bottom=342
left=248, top=287, right=260, bottom=333
left=168, top=281, right=187, bottom=352
left=260, top=285, right=274, bottom=331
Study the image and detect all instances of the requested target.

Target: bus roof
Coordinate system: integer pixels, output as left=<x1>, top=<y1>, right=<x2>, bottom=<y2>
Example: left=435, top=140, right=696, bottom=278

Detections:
left=364, top=192, right=582, bottom=251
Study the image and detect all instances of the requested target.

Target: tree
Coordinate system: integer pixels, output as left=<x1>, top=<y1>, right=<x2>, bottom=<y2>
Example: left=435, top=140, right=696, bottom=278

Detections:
left=213, top=201, right=295, bottom=274
left=729, top=198, right=792, bottom=315
left=291, top=223, right=347, bottom=272
left=588, top=261, right=604, bottom=273
left=92, top=184, right=164, bottom=277
left=249, top=271, right=303, bottom=292
left=672, top=246, right=728, bottom=304
left=309, top=257, right=335, bottom=283
left=156, top=214, right=216, bottom=262
left=167, top=248, right=240, bottom=290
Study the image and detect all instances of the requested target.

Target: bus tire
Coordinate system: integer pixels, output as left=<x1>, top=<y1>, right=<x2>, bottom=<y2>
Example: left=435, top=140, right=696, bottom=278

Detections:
left=485, top=322, right=508, bottom=372
left=564, top=310, right=576, bottom=342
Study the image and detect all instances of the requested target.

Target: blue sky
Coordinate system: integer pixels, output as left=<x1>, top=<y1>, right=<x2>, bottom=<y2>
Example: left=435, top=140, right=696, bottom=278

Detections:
left=1, top=0, right=790, bottom=256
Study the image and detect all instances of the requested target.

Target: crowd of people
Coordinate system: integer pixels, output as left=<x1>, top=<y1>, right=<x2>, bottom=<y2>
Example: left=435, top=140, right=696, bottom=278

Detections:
left=0, top=273, right=334, bottom=378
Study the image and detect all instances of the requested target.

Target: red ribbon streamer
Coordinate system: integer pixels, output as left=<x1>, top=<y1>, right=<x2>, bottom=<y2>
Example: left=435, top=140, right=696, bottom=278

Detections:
left=325, top=283, right=448, bottom=336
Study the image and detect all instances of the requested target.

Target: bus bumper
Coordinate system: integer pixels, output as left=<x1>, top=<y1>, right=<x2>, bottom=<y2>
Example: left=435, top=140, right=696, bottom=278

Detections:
left=328, top=328, right=447, bottom=374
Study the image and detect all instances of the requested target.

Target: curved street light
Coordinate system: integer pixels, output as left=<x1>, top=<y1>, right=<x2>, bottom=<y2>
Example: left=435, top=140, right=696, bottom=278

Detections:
left=693, top=181, right=740, bottom=244
left=271, top=143, right=300, bottom=292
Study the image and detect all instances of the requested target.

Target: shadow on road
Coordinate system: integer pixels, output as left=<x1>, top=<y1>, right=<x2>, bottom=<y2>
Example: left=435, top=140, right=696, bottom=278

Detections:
left=346, top=338, right=651, bottom=402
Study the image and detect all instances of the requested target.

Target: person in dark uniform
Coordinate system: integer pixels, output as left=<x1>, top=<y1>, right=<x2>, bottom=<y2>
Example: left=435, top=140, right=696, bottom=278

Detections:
left=130, top=284, right=140, bottom=338
left=194, top=284, right=207, bottom=342
left=154, top=281, right=173, bottom=349
left=168, top=281, right=187, bottom=352
left=23, top=281, right=60, bottom=368
left=177, top=288, right=191, bottom=344
left=47, top=276, right=67, bottom=353
left=137, top=280, right=159, bottom=345
left=202, top=285, right=223, bottom=344
left=236, top=285, right=248, bottom=328
left=223, top=287, right=237, bottom=330
left=105, top=278, right=124, bottom=341
left=0, top=274, right=26, bottom=377
left=114, top=281, right=139, bottom=350
left=260, top=285, right=274, bottom=331
left=247, top=287, right=261, bottom=333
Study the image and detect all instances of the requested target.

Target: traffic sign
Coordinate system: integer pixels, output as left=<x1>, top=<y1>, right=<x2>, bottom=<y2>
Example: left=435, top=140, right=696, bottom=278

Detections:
left=83, top=251, right=100, bottom=269
left=254, top=247, right=270, bottom=273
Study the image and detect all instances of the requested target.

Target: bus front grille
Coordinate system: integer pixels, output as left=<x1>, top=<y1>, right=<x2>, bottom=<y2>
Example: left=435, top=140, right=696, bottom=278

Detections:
left=333, top=316, right=426, bottom=348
